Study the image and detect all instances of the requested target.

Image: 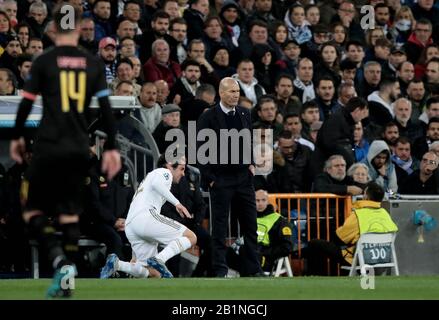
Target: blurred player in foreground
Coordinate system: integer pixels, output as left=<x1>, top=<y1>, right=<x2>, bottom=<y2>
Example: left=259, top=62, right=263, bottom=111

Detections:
left=9, top=3, right=121, bottom=298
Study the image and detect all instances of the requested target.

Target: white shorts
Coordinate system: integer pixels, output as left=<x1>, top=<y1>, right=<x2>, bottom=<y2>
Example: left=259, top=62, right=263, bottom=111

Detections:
left=125, top=208, right=187, bottom=263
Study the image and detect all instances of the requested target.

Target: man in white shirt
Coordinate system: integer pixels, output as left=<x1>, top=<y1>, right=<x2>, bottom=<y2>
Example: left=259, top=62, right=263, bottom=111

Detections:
left=100, top=154, right=197, bottom=278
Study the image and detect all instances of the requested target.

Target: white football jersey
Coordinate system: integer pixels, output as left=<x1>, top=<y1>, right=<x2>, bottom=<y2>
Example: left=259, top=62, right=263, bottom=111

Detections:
left=126, top=168, right=180, bottom=224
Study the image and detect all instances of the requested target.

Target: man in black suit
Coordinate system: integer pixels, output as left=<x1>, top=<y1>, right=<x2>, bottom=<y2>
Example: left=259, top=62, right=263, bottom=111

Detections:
left=197, top=77, right=263, bottom=277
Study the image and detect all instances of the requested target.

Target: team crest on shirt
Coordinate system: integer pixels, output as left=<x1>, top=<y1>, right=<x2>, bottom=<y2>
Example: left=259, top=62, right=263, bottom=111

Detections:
left=164, top=173, right=170, bottom=180
left=282, top=227, right=292, bottom=236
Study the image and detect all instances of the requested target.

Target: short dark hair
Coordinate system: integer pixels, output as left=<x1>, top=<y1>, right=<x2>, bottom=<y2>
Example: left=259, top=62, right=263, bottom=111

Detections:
left=427, top=57, right=439, bottom=67
left=187, top=39, right=204, bottom=52
left=346, top=40, right=364, bottom=52
left=152, top=10, right=170, bottom=22
left=115, top=80, right=134, bottom=90
left=416, top=18, right=432, bottom=29
left=407, top=78, right=424, bottom=88
left=16, top=54, right=32, bottom=68
left=340, top=58, right=357, bottom=71
left=256, top=94, right=276, bottom=111
left=119, top=36, right=135, bottom=45
left=301, top=100, right=319, bottom=113
left=384, top=121, right=398, bottom=130
left=345, top=97, right=368, bottom=113
left=116, top=58, right=133, bottom=70
left=283, top=113, right=300, bottom=123
left=278, top=130, right=293, bottom=140
left=123, top=1, right=140, bottom=10
left=195, top=83, right=216, bottom=98
left=53, top=2, right=82, bottom=34
left=315, top=76, right=335, bottom=88
left=275, top=73, right=294, bottom=87
left=181, top=59, right=201, bottom=71
left=426, top=97, right=439, bottom=109
left=364, top=181, right=385, bottom=202
left=395, top=136, right=411, bottom=146
left=237, top=58, right=254, bottom=68
left=428, top=117, right=439, bottom=129
left=170, top=17, right=187, bottom=30
left=374, top=3, right=389, bottom=11
left=248, top=19, right=268, bottom=33
left=157, top=151, right=185, bottom=168
left=380, top=76, right=398, bottom=90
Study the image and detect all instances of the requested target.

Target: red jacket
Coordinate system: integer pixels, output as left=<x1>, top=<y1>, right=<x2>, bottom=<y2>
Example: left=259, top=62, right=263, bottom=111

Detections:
left=405, top=32, right=433, bottom=65
left=143, top=57, right=181, bottom=89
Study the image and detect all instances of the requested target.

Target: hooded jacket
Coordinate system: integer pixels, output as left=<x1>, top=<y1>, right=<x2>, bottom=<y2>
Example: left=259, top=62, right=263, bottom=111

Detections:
left=362, top=140, right=398, bottom=193
left=367, top=90, right=395, bottom=127
left=231, top=73, right=266, bottom=106
left=283, top=9, right=312, bottom=45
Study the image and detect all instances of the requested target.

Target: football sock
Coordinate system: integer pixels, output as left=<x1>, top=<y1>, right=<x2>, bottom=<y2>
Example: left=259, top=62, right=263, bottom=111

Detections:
left=118, top=261, right=149, bottom=278
left=156, top=236, right=192, bottom=263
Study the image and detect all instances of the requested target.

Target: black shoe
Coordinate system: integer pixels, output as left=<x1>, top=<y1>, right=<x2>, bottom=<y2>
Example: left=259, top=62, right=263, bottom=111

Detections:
left=250, top=272, right=269, bottom=277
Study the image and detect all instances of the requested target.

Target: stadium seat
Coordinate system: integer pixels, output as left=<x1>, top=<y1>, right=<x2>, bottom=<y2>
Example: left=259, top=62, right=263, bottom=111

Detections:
left=342, top=232, right=399, bottom=276
left=271, top=256, right=293, bottom=277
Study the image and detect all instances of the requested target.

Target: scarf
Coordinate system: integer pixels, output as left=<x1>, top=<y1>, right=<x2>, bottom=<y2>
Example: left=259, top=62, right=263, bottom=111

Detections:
left=181, top=77, right=200, bottom=96
left=284, top=11, right=312, bottom=45
left=294, top=78, right=315, bottom=103
left=391, top=154, right=414, bottom=175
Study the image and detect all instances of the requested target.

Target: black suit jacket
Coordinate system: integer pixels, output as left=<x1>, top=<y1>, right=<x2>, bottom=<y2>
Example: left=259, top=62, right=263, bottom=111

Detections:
left=197, top=104, right=254, bottom=188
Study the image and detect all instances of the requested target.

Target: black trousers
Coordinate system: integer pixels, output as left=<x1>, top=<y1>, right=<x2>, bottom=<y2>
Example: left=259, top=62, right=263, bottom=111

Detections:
left=302, top=239, right=349, bottom=276
left=209, top=172, right=261, bottom=276
left=167, top=224, right=214, bottom=277
left=90, top=223, right=130, bottom=261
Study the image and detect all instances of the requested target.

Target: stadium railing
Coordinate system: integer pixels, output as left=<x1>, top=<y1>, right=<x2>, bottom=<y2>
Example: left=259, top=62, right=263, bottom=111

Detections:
left=268, top=193, right=352, bottom=275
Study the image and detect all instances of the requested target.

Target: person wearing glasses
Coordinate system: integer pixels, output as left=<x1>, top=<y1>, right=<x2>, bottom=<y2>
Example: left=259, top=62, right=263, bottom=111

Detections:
left=405, top=18, right=433, bottom=65
left=399, top=151, right=439, bottom=194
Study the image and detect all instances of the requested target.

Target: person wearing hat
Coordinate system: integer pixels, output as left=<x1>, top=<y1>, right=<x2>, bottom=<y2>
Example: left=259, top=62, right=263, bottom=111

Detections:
left=183, top=0, right=210, bottom=42
left=300, top=23, right=331, bottom=65
left=98, top=36, right=117, bottom=84
left=211, top=44, right=235, bottom=79
left=0, top=34, right=21, bottom=72
left=219, top=0, right=244, bottom=50
left=276, top=39, right=300, bottom=78
left=153, top=103, right=183, bottom=153
left=385, top=46, right=408, bottom=77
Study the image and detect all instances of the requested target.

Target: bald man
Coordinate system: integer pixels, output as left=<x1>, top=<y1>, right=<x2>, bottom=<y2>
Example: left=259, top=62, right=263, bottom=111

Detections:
left=197, top=77, right=264, bottom=277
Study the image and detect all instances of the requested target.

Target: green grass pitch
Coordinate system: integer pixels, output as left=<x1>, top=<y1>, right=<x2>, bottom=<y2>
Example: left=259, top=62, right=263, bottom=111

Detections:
left=1, top=277, right=439, bottom=300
